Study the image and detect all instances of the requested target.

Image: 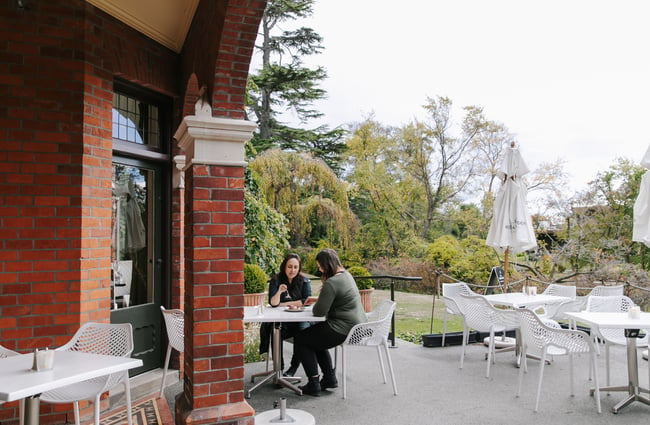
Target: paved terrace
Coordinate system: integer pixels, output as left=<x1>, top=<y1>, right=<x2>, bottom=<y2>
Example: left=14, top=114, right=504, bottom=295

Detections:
left=158, top=338, right=650, bottom=425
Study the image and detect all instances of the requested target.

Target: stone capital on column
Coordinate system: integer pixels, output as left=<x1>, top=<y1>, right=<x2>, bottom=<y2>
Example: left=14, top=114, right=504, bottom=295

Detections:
left=174, top=111, right=257, bottom=167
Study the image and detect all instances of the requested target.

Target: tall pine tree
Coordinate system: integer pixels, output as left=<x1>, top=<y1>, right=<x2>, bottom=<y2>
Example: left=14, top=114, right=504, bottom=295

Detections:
left=246, top=0, right=346, bottom=173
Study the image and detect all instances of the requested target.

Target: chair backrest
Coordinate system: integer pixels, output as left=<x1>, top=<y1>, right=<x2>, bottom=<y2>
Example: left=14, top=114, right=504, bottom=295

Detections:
left=516, top=308, right=591, bottom=355
left=0, top=344, right=18, bottom=358
left=455, top=294, right=519, bottom=332
left=542, top=284, right=576, bottom=299
left=442, top=282, right=474, bottom=298
left=58, top=322, right=133, bottom=358
left=344, top=300, right=396, bottom=347
left=585, top=295, right=634, bottom=313
left=588, top=285, right=624, bottom=297
left=161, top=306, right=185, bottom=353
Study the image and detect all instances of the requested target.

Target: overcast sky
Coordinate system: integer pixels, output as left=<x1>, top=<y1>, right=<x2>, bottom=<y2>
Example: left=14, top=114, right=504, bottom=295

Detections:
left=286, top=0, right=650, bottom=192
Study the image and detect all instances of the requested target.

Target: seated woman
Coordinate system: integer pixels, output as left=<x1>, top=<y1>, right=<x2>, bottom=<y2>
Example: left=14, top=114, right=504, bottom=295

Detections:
left=294, top=248, right=366, bottom=396
left=259, top=253, right=312, bottom=377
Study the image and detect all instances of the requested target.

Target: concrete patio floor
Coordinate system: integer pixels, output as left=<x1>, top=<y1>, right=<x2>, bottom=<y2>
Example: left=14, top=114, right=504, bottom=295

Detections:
left=162, top=338, right=650, bottom=425
left=129, top=285, right=650, bottom=424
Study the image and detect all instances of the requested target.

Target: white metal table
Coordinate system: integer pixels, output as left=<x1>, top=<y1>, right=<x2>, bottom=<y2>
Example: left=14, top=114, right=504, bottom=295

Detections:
left=244, top=305, right=325, bottom=397
left=565, top=311, right=650, bottom=413
left=485, top=293, right=571, bottom=362
left=485, top=293, right=570, bottom=309
left=0, top=351, right=143, bottom=425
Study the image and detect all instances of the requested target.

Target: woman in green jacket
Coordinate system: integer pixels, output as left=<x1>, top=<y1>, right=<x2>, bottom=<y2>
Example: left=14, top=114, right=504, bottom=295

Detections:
left=294, top=248, right=366, bottom=396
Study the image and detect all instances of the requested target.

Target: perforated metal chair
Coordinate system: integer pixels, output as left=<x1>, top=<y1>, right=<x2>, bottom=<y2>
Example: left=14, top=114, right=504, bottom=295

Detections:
left=159, top=306, right=185, bottom=398
left=516, top=308, right=601, bottom=413
left=0, top=345, right=23, bottom=425
left=537, top=284, right=580, bottom=322
left=40, top=323, right=135, bottom=425
left=441, top=282, right=476, bottom=347
left=338, top=299, right=397, bottom=399
left=585, top=295, right=648, bottom=387
left=454, top=294, right=520, bottom=378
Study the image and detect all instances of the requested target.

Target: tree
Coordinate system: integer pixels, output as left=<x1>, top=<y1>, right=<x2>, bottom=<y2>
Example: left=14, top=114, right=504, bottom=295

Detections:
left=345, top=117, right=424, bottom=258
left=244, top=143, right=290, bottom=275
left=399, top=96, right=488, bottom=238
left=246, top=0, right=346, bottom=173
left=556, top=158, right=645, bottom=273
left=249, top=149, right=356, bottom=248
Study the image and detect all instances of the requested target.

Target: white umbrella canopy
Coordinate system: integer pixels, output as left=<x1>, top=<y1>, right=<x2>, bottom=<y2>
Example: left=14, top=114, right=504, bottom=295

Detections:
left=486, top=143, right=537, bottom=291
left=633, top=145, right=650, bottom=247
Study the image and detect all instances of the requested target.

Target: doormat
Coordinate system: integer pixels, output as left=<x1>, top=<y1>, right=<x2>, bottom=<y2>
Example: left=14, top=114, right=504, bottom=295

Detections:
left=98, top=397, right=171, bottom=425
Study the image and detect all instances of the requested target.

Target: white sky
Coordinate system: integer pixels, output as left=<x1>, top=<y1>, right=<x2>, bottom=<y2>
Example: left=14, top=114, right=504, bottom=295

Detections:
left=290, top=0, right=650, bottom=192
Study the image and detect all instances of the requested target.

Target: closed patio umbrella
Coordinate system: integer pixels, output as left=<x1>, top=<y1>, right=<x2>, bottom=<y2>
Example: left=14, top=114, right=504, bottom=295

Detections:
left=633, top=145, right=650, bottom=247
left=486, top=142, right=537, bottom=292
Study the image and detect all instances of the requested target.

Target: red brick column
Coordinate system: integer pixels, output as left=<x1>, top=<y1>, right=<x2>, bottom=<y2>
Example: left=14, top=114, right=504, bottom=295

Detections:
left=174, top=100, right=257, bottom=425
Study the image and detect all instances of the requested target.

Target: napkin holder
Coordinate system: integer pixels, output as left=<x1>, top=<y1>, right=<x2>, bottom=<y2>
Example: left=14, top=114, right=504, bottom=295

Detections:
left=32, top=348, right=55, bottom=372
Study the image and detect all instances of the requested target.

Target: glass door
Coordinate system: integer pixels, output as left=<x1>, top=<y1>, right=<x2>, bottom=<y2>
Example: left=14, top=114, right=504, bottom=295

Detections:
left=110, top=158, right=167, bottom=374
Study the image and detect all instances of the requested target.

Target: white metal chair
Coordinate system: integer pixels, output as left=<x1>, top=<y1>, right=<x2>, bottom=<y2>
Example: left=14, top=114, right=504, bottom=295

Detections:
left=574, top=284, right=625, bottom=312
left=338, top=299, right=397, bottom=399
left=515, top=308, right=601, bottom=413
left=585, top=295, right=648, bottom=387
left=159, top=306, right=185, bottom=398
left=537, top=284, right=580, bottom=322
left=441, top=282, right=476, bottom=346
left=40, top=323, right=135, bottom=425
left=454, top=294, right=520, bottom=378
left=0, top=345, right=24, bottom=425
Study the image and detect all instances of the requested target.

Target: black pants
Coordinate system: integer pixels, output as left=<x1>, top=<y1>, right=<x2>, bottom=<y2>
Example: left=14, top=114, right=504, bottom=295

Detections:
left=294, top=321, right=347, bottom=378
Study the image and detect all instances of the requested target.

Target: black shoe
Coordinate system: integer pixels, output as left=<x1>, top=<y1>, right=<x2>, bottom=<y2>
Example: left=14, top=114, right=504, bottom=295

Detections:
left=283, top=365, right=298, bottom=377
left=320, top=370, right=338, bottom=389
left=300, top=376, right=321, bottom=397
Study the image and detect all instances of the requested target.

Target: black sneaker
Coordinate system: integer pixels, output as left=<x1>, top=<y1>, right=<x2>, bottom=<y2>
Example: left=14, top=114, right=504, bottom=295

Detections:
left=283, top=366, right=297, bottom=377
left=300, top=377, right=321, bottom=397
left=320, top=371, right=338, bottom=389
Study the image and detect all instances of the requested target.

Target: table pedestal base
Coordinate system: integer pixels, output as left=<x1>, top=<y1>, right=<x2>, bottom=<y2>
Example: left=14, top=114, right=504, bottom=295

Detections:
left=247, top=322, right=303, bottom=398
left=588, top=332, right=650, bottom=414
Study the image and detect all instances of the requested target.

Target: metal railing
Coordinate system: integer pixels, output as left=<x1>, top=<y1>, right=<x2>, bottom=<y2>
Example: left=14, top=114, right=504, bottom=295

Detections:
left=353, top=275, right=422, bottom=347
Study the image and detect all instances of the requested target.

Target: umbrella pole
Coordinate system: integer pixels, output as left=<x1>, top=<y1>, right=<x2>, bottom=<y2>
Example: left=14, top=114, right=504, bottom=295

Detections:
left=503, top=248, right=510, bottom=293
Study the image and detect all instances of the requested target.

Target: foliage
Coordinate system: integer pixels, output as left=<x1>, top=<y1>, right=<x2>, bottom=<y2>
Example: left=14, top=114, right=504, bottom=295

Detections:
left=554, top=158, right=646, bottom=273
left=244, top=143, right=290, bottom=276
left=425, top=235, right=461, bottom=269
left=246, top=0, right=346, bottom=172
left=249, top=149, right=357, bottom=248
left=347, top=265, right=372, bottom=290
left=244, top=263, right=268, bottom=294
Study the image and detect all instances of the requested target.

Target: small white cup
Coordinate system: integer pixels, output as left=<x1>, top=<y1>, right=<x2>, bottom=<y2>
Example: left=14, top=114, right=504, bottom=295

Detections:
left=629, top=305, right=641, bottom=319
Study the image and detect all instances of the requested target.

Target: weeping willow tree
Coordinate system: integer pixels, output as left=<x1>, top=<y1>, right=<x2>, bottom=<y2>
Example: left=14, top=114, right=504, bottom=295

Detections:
left=249, top=149, right=357, bottom=248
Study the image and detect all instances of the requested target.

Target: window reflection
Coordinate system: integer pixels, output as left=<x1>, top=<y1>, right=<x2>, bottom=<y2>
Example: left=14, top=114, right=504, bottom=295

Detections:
left=112, top=164, right=151, bottom=309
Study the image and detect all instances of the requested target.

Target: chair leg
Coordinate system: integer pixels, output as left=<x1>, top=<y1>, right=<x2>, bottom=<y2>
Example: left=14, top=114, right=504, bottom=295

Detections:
left=516, top=345, right=527, bottom=397
left=125, top=372, right=134, bottom=425
left=459, top=325, right=468, bottom=369
left=486, top=329, right=495, bottom=379
left=442, top=310, right=448, bottom=347
left=342, top=345, right=347, bottom=399
left=159, top=343, right=172, bottom=399
left=592, top=351, right=602, bottom=413
left=534, top=351, right=548, bottom=412
left=605, top=343, right=611, bottom=387
left=382, top=342, right=398, bottom=395
left=375, top=345, right=387, bottom=384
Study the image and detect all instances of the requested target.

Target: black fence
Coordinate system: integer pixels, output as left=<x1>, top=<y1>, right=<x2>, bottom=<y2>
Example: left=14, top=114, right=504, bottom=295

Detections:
left=353, top=275, right=422, bottom=347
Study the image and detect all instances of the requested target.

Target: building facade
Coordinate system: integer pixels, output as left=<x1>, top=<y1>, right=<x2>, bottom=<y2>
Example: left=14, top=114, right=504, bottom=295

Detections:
left=0, top=0, right=266, bottom=424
